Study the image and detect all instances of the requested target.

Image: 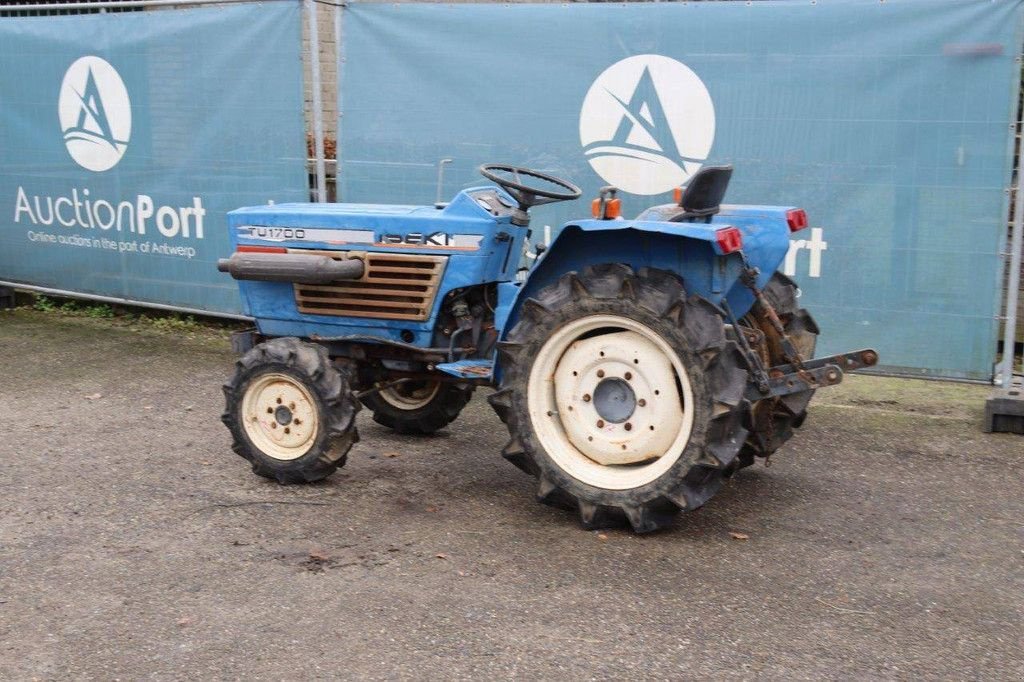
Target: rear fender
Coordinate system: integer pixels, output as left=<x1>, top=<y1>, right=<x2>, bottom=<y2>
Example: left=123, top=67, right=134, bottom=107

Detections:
left=494, top=221, right=733, bottom=345
left=492, top=214, right=793, bottom=378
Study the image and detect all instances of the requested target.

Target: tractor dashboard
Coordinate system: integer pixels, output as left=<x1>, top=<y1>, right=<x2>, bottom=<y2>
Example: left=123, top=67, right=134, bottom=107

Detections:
left=468, top=189, right=517, bottom=219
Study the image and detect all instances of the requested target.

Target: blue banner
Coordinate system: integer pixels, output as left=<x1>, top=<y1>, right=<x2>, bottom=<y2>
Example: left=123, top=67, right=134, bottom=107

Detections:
left=0, top=2, right=308, bottom=315
left=340, top=0, right=1024, bottom=380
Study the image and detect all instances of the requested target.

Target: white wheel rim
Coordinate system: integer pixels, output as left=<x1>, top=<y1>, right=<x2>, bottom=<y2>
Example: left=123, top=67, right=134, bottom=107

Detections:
left=527, top=315, right=695, bottom=490
left=378, top=380, right=441, bottom=410
left=241, top=373, right=319, bottom=461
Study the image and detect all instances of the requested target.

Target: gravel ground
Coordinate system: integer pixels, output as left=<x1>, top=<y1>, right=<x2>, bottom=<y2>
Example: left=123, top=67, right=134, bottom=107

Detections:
left=0, top=309, right=1021, bottom=680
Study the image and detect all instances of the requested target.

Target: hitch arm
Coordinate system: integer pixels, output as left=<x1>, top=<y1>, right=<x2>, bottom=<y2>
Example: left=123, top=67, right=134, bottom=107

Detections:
left=732, top=252, right=880, bottom=402
left=745, top=349, right=880, bottom=401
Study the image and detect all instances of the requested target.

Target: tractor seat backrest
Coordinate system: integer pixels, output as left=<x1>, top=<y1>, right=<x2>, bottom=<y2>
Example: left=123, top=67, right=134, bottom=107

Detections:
left=668, top=165, right=733, bottom=223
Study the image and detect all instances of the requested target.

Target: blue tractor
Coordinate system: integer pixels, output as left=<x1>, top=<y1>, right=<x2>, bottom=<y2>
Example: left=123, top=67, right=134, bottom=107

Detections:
left=218, top=164, right=877, bottom=532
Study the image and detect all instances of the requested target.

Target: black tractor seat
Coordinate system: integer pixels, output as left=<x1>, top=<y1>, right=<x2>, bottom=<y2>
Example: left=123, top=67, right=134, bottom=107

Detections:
left=636, top=165, right=733, bottom=224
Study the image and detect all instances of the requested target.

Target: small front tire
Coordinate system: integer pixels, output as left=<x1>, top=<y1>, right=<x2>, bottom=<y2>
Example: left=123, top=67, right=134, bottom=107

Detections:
left=222, top=337, right=359, bottom=483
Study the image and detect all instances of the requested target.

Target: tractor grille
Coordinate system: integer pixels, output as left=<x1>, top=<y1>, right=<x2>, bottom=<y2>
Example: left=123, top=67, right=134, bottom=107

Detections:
left=289, top=250, right=447, bottom=321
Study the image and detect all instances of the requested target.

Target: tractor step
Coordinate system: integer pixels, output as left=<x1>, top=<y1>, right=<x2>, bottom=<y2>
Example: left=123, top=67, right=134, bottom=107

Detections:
left=436, top=359, right=493, bottom=379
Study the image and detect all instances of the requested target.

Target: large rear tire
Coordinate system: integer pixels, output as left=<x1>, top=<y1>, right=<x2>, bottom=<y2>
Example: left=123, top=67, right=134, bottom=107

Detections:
left=222, top=337, right=359, bottom=483
left=737, top=272, right=819, bottom=466
left=361, top=380, right=474, bottom=435
left=489, top=264, right=750, bottom=533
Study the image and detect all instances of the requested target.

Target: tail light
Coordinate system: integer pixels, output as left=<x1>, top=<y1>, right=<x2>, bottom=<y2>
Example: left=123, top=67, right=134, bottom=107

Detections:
left=786, top=208, right=808, bottom=232
left=715, top=226, right=743, bottom=254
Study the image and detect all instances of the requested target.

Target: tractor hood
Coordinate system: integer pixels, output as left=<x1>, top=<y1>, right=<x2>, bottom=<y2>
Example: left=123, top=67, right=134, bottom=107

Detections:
left=227, top=187, right=520, bottom=253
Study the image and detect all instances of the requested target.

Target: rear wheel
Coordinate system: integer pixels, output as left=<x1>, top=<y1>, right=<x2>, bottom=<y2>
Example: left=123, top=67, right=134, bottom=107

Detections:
left=361, top=380, right=474, bottom=435
left=489, top=264, right=750, bottom=533
left=222, top=337, right=359, bottom=483
left=737, top=272, right=819, bottom=466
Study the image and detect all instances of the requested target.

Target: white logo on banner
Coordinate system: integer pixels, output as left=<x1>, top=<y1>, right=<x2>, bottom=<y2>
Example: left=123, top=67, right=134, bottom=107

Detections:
left=58, top=56, right=131, bottom=172
left=579, top=55, right=715, bottom=196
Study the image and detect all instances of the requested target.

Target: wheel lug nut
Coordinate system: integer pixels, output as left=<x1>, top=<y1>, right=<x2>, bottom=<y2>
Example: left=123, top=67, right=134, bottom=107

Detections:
left=271, top=423, right=277, bottom=429
left=624, top=423, right=632, bottom=431
left=276, top=398, right=282, bottom=404
left=596, top=369, right=605, bottom=378
left=284, top=427, right=290, bottom=434
left=294, top=418, right=302, bottom=425
left=289, top=402, right=296, bottom=410
left=596, top=419, right=605, bottom=428
left=582, top=394, right=591, bottom=402
left=266, top=407, right=273, bottom=414
left=638, top=399, right=646, bottom=407
left=625, top=372, right=632, bottom=380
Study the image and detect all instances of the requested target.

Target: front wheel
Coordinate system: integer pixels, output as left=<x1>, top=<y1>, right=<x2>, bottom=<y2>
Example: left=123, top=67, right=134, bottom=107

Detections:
left=222, top=337, right=359, bottom=483
left=489, top=264, right=750, bottom=533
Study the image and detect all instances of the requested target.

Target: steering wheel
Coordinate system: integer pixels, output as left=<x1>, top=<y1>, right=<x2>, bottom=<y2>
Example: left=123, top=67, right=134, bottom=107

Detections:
left=479, top=164, right=582, bottom=225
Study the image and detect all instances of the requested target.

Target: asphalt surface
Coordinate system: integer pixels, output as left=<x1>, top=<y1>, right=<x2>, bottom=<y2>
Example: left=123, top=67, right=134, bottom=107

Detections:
left=0, top=309, right=1022, bottom=680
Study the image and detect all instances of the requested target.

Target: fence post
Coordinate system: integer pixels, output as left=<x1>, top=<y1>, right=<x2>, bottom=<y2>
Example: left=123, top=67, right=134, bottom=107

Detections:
left=306, top=0, right=326, bottom=203
left=997, top=173, right=1023, bottom=386
left=334, top=0, right=343, bottom=200
left=985, top=155, right=1024, bottom=432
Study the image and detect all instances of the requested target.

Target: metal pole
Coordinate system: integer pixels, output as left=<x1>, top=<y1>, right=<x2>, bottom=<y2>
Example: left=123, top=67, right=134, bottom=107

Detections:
left=306, top=0, right=327, bottom=203
left=998, top=167, right=1024, bottom=385
left=334, top=0, right=343, bottom=198
left=436, top=158, right=453, bottom=204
